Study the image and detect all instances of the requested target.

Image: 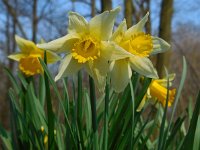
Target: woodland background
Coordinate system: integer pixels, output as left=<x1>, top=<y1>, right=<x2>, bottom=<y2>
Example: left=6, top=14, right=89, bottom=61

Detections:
left=0, top=0, right=199, bottom=129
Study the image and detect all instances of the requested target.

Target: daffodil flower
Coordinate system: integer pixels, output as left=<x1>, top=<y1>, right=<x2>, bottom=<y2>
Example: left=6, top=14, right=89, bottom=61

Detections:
left=137, top=74, right=176, bottom=112
left=37, top=7, right=132, bottom=91
left=110, top=13, right=170, bottom=92
left=8, top=35, right=60, bottom=76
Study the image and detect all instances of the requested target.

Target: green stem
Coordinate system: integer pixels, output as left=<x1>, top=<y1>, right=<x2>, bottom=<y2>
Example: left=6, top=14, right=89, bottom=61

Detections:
left=77, top=71, right=84, bottom=149
left=129, top=81, right=135, bottom=149
left=89, top=76, right=98, bottom=150
left=103, top=80, right=109, bottom=150
left=44, top=51, right=55, bottom=150
left=23, top=76, right=33, bottom=120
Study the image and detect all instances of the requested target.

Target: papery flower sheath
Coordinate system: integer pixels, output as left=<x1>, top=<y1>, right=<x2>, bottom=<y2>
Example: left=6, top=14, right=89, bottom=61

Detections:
left=37, top=7, right=132, bottom=91
left=137, top=74, right=176, bottom=111
left=8, top=35, right=60, bottom=76
left=110, top=13, right=170, bottom=92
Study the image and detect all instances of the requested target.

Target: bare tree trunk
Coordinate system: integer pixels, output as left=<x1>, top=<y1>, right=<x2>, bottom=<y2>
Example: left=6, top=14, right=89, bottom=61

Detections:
left=2, top=0, right=27, bottom=38
left=156, top=0, right=173, bottom=78
left=32, top=0, right=38, bottom=42
left=91, top=0, right=95, bottom=17
left=144, top=0, right=151, bottom=34
left=6, top=13, right=10, bottom=56
left=101, top=0, right=112, bottom=11
left=124, top=0, right=133, bottom=28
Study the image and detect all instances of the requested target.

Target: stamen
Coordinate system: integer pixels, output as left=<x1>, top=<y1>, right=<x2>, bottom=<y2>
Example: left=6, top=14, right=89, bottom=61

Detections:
left=72, top=37, right=100, bottom=63
left=121, top=32, right=153, bottom=57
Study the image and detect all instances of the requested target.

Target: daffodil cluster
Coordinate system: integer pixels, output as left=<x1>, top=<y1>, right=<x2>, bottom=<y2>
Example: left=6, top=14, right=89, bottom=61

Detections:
left=8, top=7, right=175, bottom=106
left=37, top=7, right=170, bottom=91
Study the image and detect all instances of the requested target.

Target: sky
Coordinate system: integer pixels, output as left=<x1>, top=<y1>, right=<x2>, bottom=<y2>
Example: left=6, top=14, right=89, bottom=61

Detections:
left=0, top=0, right=199, bottom=63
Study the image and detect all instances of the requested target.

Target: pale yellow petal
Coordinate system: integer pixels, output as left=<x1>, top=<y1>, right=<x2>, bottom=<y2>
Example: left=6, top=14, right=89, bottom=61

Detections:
left=37, top=33, right=80, bottom=53
left=151, top=37, right=170, bottom=55
left=8, top=53, right=27, bottom=61
left=156, top=73, right=176, bottom=87
left=129, top=56, right=158, bottom=79
left=86, top=58, right=109, bottom=92
left=46, top=51, right=61, bottom=64
left=101, top=41, right=133, bottom=61
left=137, top=94, right=147, bottom=112
left=55, top=54, right=82, bottom=81
left=124, top=12, right=149, bottom=40
left=68, top=12, right=88, bottom=33
left=111, top=19, right=127, bottom=43
left=110, top=59, right=132, bottom=93
left=15, top=35, right=36, bottom=54
left=89, top=7, right=121, bottom=40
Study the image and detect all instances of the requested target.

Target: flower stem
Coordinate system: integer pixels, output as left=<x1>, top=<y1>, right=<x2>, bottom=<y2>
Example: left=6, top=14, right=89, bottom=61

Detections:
left=89, top=76, right=98, bottom=150
left=103, top=79, right=109, bottom=150
left=77, top=71, right=84, bottom=149
left=44, top=51, right=55, bottom=149
left=129, top=81, right=135, bottom=149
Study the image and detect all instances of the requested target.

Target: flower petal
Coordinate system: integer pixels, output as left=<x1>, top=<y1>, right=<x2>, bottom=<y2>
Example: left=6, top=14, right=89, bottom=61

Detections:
left=129, top=56, right=158, bottom=78
left=151, top=37, right=170, bottom=55
left=46, top=51, right=61, bottom=64
left=101, top=41, right=133, bottom=61
left=37, top=33, right=80, bottom=53
left=55, top=54, right=82, bottom=81
left=137, top=94, right=147, bottom=112
left=124, top=12, right=149, bottom=40
left=86, top=58, right=109, bottom=92
left=89, top=7, right=121, bottom=40
left=156, top=73, right=176, bottom=87
left=15, top=35, right=36, bottom=54
left=110, top=59, right=132, bottom=92
left=111, top=19, right=127, bottom=42
left=68, top=12, right=88, bottom=33
left=8, top=53, right=27, bottom=61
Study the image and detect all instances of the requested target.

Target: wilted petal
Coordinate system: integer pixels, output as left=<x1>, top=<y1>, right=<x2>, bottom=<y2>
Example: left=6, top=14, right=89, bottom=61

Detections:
left=37, top=33, right=80, bottom=53
left=55, top=54, right=82, bottom=81
left=151, top=37, right=170, bottom=55
left=101, top=41, right=133, bottom=61
left=89, top=7, right=121, bottom=40
left=110, top=59, right=132, bottom=92
left=68, top=12, right=88, bottom=33
left=129, top=56, right=158, bottom=79
left=124, top=13, right=149, bottom=40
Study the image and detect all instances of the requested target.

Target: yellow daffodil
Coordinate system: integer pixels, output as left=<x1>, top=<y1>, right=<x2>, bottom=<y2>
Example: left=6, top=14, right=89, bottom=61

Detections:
left=137, top=74, right=176, bottom=111
left=37, top=7, right=132, bottom=91
left=8, top=35, right=60, bottom=76
left=110, top=13, right=170, bottom=92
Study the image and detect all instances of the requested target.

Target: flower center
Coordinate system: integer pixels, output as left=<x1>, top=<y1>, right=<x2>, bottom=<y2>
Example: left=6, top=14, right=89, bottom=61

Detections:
left=72, top=37, right=100, bottom=63
left=150, top=80, right=176, bottom=107
left=121, top=32, right=153, bottom=57
left=19, top=55, right=43, bottom=76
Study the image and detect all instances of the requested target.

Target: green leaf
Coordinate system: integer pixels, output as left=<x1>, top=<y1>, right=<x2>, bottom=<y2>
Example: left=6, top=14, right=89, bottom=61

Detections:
left=181, top=91, right=200, bottom=150
left=39, top=58, right=77, bottom=149
left=3, top=67, right=20, bottom=94
left=39, top=75, right=46, bottom=107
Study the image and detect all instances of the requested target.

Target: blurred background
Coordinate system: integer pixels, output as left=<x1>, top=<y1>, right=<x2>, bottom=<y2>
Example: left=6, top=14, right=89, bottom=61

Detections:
left=0, top=0, right=199, bottom=128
